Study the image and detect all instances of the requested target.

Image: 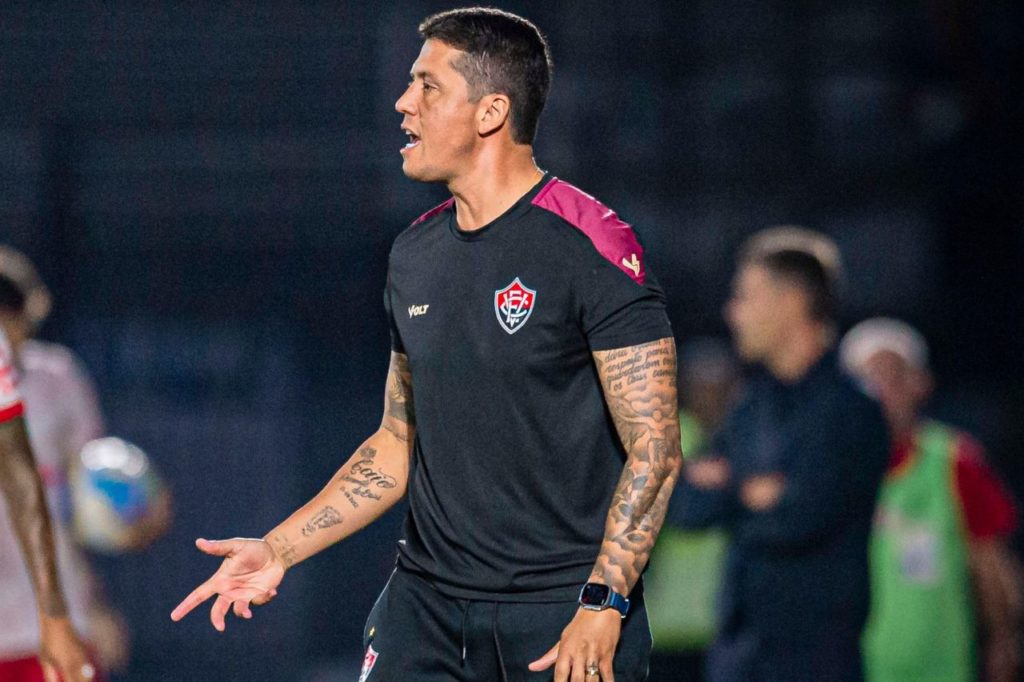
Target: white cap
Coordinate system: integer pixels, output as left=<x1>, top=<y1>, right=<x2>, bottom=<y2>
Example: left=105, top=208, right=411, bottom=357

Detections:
left=840, top=317, right=929, bottom=373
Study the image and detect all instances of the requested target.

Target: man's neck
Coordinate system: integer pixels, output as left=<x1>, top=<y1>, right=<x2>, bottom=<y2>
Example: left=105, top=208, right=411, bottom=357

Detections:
left=765, top=322, right=833, bottom=383
left=447, top=147, right=543, bottom=231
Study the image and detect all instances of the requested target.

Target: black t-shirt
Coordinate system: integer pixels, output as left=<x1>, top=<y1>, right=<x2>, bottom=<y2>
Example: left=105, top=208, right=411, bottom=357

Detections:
left=385, top=173, right=672, bottom=601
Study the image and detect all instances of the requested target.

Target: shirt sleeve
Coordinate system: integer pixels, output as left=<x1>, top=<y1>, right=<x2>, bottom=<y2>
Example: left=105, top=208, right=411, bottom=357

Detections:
left=577, top=247, right=673, bottom=351
left=953, top=435, right=1018, bottom=541
left=384, top=272, right=405, bottom=354
left=0, top=330, right=24, bottom=423
left=61, top=353, right=106, bottom=458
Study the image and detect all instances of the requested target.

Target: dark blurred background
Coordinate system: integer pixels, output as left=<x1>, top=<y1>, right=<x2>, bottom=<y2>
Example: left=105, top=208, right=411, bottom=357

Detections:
left=1, top=1, right=1021, bottom=680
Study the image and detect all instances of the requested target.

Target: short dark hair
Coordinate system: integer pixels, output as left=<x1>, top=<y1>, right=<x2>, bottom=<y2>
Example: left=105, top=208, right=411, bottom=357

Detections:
left=419, top=7, right=552, bottom=145
left=0, top=275, right=26, bottom=314
left=744, top=248, right=838, bottom=322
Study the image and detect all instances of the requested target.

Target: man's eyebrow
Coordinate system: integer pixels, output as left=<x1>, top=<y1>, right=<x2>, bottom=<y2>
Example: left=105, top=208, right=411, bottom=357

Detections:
left=409, top=69, right=437, bottom=80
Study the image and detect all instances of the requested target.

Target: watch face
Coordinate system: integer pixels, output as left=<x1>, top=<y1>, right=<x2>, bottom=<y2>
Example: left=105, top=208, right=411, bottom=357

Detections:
left=580, top=583, right=611, bottom=607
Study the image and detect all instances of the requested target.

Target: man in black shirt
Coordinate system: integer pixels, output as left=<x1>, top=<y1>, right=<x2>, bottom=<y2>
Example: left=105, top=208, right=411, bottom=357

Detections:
left=172, top=8, right=681, bottom=681
left=671, top=228, right=889, bottom=682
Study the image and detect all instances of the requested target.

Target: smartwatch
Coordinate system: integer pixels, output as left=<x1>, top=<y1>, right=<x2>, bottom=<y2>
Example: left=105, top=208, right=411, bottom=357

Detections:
left=578, top=582, right=630, bottom=618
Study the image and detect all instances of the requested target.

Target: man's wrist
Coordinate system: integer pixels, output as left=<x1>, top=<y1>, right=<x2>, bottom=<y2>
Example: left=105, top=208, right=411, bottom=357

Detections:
left=261, top=534, right=295, bottom=571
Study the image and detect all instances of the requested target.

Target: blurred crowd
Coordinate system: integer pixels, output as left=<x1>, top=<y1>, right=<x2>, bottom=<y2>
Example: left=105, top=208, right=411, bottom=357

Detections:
left=645, top=228, right=1021, bottom=682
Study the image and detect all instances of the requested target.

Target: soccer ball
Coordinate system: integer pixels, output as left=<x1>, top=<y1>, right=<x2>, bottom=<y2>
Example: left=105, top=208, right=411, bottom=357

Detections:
left=70, top=437, right=165, bottom=554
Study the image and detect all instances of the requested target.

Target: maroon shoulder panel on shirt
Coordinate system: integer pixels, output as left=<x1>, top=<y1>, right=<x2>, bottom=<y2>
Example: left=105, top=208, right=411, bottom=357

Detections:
left=952, top=433, right=1018, bottom=541
left=531, top=178, right=646, bottom=285
left=412, top=197, right=455, bottom=226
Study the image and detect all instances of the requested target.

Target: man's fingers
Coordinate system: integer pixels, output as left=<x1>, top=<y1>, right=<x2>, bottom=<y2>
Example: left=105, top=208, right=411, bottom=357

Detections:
left=210, top=594, right=232, bottom=632
left=553, top=645, right=576, bottom=682
left=527, top=642, right=559, bottom=671
left=171, top=581, right=217, bottom=621
left=40, top=662, right=58, bottom=682
left=599, top=657, right=615, bottom=682
left=232, top=599, right=253, bottom=620
left=251, top=588, right=277, bottom=607
left=195, top=537, right=237, bottom=557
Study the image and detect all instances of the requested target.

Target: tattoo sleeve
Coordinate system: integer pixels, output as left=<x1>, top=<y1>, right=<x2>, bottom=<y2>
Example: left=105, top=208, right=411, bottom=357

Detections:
left=0, top=419, right=69, bottom=617
left=381, top=352, right=416, bottom=444
left=590, top=337, right=683, bottom=596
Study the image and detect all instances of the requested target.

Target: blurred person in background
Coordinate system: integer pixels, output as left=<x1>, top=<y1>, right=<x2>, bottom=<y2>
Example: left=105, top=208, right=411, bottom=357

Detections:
left=0, top=246, right=169, bottom=681
left=0, top=310, right=93, bottom=682
left=672, top=228, right=889, bottom=682
left=841, top=318, right=1022, bottom=682
left=171, top=7, right=680, bottom=682
left=646, top=339, right=739, bottom=681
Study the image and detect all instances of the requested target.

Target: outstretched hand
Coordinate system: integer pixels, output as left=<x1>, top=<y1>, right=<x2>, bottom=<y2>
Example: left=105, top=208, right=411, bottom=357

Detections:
left=529, top=608, right=621, bottom=682
left=170, top=537, right=286, bottom=632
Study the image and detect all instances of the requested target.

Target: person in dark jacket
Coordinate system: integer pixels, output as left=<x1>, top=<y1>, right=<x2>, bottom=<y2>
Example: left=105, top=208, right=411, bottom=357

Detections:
left=671, top=227, right=889, bottom=682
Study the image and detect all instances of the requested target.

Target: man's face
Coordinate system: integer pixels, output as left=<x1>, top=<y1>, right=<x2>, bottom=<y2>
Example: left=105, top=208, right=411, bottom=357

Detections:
left=725, top=264, right=793, bottom=363
left=394, top=39, right=482, bottom=183
left=853, top=350, right=930, bottom=435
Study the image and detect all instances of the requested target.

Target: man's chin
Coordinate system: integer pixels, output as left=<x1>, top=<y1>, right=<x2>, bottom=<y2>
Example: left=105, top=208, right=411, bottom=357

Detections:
left=401, top=161, right=448, bottom=184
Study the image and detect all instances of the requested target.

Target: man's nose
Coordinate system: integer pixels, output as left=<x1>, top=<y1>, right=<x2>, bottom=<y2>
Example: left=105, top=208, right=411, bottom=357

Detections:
left=395, top=85, right=416, bottom=115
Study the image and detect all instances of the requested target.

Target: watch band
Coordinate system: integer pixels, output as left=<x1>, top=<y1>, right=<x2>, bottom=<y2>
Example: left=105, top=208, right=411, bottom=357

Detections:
left=605, top=589, right=630, bottom=618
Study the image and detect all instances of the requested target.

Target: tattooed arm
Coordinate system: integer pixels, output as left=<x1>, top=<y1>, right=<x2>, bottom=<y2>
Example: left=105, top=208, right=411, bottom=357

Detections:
left=171, top=351, right=416, bottom=631
left=530, top=337, right=683, bottom=680
left=0, top=418, right=93, bottom=682
left=588, top=336, right=683, bottom=595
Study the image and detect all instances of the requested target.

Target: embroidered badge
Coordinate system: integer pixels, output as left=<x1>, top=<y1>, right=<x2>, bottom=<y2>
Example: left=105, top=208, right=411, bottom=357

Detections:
left=494, top=277, right=537, bottom=335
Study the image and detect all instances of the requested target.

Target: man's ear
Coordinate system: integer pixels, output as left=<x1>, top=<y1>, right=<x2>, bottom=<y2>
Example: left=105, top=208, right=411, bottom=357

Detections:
left=478, top=93, right=511, bottom=136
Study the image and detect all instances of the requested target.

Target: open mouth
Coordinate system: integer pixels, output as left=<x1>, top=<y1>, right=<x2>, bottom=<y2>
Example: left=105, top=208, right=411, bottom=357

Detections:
left=402, top=129, right=421, bottom=150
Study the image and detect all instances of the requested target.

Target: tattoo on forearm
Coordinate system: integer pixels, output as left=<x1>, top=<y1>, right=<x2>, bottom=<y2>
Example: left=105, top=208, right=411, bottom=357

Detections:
left=591, top=338, right=682, bottom=594
left=336, top=446, right=397, bottom=507
left=383, top=353, right=416, bottom=442
left=267, top=533, right=298, bottom=568
left=0, top=420, right=69, bottom=617
left=300, top=506, right=343, bottom=537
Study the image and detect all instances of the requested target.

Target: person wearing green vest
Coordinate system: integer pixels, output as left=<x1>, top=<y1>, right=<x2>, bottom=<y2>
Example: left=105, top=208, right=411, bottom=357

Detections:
left=646, top=339, right=739, bottom=682
left=841, top=318, right=1022, bottom=682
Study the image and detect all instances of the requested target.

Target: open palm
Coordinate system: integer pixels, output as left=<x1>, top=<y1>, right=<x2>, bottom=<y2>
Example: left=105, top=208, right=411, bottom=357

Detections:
left=170, top=537, right=286, bottom=631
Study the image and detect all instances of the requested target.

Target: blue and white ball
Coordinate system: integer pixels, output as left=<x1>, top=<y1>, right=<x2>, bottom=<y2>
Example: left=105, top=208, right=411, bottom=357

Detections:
left=70, top=437, right=164, bottom=553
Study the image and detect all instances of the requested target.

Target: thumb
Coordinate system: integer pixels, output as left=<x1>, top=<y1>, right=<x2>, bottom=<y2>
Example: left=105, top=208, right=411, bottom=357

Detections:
left=528, top=643, right=559, bottom=672
left=195, top=538, right=238, bottom=557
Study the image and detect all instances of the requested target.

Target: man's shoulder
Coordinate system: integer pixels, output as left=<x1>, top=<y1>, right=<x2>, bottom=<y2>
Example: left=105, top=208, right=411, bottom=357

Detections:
left=529, top=177, right=648, bottom=285
left=395, top=198, right=454, bottom=242
left=21, top=340, right=83, bottom=380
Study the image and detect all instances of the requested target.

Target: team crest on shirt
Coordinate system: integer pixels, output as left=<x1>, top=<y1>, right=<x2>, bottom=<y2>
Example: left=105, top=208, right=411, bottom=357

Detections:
left=359, top=644, right=379, bottom=681
left=494, top=277, right=536, bottom=334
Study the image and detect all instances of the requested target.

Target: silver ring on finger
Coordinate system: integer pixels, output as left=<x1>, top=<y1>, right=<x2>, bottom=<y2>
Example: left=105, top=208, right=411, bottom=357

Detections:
left=586, top=662, right=600, bottom=677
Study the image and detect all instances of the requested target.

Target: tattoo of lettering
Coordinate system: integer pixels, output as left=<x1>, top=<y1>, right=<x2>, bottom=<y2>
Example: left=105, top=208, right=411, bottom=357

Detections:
left=382, top=352, right=416, bottom=442
left=590, top=337, right=682, bottom=595
left=0, top=420, right=69, bottom=617
left=268, top=533, right=298, bottom=568
left=300, top=506, right=343, bottom=537
left=337, top=446, right=396, bottom=506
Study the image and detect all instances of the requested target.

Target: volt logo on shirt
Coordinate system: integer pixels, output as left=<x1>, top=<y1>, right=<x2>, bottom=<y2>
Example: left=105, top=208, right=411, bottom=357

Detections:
left=408, top=304, right=430, bottom=318
left=494, top=277, right=536, bottom=335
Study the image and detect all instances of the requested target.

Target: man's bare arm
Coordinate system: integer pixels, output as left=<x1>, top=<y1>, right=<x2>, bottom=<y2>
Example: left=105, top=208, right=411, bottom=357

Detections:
left=263, top=351, right=416, bottom=567
left=589, top=336, right=683, bottom=596
left=970, top=540, right=1023, bottom=682
left=172, top=351, right=418, bottom=630
left=0, top=417, right=68, bottom=618
left=0, top=417, right=95, bottom=681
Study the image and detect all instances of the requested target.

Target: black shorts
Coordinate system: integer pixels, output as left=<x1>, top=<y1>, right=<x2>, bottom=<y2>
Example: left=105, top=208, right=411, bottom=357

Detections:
left=358, top=567, right=652, bottom=681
